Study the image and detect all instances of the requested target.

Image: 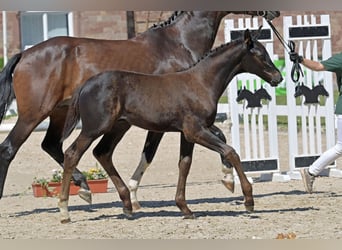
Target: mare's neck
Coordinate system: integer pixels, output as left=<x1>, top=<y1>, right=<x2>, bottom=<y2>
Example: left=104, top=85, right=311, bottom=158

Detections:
left=175, top=12, right=229, bottom=60
left=143, top=11, right=229, bottom=62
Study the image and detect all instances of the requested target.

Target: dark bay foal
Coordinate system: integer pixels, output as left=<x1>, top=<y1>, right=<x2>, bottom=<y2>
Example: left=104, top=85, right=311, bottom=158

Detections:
left=0, top=11, right=280, bottom=205
left=58, top=29, right=282, bottom=223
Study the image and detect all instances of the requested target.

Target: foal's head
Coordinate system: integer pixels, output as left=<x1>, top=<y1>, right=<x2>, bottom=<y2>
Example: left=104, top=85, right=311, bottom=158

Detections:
left=241, top=30, right=283, bottom=87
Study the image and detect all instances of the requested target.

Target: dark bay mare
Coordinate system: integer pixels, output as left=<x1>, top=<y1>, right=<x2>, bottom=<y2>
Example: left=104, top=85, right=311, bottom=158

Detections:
left=0, top=11, right=280, bottom=206
left=58, top=29, right=283, bottom=223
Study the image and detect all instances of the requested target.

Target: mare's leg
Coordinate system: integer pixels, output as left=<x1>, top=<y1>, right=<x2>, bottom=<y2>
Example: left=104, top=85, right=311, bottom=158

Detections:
left=92, top=121, right=132, bottom=215
left=128, top=131, right=164, bottom=210
left=41, top=105, right=91, bottom=203
left=175, top=133, right=195, bottom=218
left=184, top=125, right=254, bottom=212
left=209, top=125, right=235, bottom=193
left=0, top=115, right=44, bottom=198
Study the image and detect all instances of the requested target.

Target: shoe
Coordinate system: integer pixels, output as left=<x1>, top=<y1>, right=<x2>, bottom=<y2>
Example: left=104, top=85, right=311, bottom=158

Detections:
left=300, top=168, right=315, bottom=193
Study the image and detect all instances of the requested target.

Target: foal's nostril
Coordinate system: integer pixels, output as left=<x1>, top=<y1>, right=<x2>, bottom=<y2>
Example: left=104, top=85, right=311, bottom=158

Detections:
left=270, top=74, right=283, bottom=86
left=275, top=74, right=283, bottom=83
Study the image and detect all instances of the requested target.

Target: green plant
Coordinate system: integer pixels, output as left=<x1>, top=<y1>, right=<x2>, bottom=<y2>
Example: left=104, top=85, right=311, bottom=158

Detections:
left=50, top=169, right=63, bottom=182
left=82, top=167, right=107, bottom=180
left=32, top=177, right=49, bottom=188
left=33, top=167, right=107, bottom=186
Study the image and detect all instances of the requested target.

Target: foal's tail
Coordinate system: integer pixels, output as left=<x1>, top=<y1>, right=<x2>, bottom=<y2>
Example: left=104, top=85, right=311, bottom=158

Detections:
left=0, top=53, right=22, bottom=123
left=61, top=87, right=82, bottom=142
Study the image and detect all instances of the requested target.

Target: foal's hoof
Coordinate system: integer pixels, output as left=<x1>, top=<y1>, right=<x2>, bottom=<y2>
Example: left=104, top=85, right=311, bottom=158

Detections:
left=123, top=207, right=133, bottom=219
left=78, top=188, right=92, bottom=204
left=245, top=205, right=254, bottom=212
left=183, top=213, right=196, bottom=219
left=132, top=201, right=141, bottom=211
left=221, top=179, right=235, bottom=193
left=60, top=217, right=71, bottom=224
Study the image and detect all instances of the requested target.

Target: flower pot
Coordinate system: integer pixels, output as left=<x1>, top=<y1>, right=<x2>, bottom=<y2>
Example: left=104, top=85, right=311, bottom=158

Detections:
left=32, top=179, right=108, bottom=197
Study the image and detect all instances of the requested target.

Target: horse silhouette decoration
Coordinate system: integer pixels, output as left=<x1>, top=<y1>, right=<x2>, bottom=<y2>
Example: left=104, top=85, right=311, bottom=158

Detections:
left=57, top=29, right=283, bottom=223
left=0, top=11, right=280, bottom=207
left=236, top=86, right=272, bottom=108
left=294, top=83, right=329, bottom=104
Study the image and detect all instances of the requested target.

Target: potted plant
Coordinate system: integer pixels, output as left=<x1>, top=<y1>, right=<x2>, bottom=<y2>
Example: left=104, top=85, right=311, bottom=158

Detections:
left=31, top=166, right=108, bottom=197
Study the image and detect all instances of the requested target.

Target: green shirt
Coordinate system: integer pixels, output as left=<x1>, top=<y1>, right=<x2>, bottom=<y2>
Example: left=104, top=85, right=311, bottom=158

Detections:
left=321, top=52, right=342, bottom=114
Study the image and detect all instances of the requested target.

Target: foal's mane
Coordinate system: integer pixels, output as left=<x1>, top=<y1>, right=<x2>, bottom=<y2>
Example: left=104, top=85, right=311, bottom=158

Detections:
left=149, top=11, right=186, bottom=29
left=186, top=39, right=242, bottom=70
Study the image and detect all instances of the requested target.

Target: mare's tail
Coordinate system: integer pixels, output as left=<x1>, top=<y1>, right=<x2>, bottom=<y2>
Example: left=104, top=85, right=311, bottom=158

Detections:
left=61, top=87, right=82, bottom=142
left=0, top=53, right=22, bottom=123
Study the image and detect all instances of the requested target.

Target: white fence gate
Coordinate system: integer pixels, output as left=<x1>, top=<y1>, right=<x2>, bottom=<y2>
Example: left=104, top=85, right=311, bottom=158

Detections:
left=283, top=14, right=340, bottom=179
left=222, top=14, right=342, bottom=181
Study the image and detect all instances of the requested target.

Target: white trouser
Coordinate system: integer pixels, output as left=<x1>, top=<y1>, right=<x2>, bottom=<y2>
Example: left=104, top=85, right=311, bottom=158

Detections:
left=309, top=115, right=342, bottom=176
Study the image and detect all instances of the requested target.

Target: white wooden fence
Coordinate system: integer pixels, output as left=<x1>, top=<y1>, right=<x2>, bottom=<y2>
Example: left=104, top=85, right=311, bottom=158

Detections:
left=222, top=14, right=342, bottom=181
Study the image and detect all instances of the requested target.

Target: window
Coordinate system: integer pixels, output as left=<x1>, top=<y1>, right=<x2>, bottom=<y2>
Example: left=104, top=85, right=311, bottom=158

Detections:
left=20, top=12, right=73, bottom=50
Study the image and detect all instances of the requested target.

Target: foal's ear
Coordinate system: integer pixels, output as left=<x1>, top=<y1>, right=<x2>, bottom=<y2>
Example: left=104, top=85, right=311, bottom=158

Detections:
left=244, top=29, right=253, bottom=50
left=252, top=26, right=263, bottom=41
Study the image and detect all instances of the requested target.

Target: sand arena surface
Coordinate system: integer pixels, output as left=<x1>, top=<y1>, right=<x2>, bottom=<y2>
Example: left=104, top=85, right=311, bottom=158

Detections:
left=0, top=121, right=341, bottom=239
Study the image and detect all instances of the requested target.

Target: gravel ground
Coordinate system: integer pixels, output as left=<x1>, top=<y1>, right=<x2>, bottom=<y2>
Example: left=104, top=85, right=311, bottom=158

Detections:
left=0, top=122, right=341, bottom=239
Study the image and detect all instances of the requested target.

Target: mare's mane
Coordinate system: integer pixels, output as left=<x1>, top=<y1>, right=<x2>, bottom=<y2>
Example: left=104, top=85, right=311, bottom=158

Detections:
left=149, top=11, right=186, bottom=30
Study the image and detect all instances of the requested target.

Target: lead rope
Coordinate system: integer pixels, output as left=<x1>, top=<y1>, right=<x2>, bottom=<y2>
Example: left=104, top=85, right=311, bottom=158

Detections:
left=266, top=20, right=304, bottom=83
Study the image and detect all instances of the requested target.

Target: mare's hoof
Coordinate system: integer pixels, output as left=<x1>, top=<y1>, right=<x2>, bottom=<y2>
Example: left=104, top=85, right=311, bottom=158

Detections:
left=221, top=179, right=235, bottom=193
left=183, top=214, right=196, bottom=219
left=132, top=201, right=141, bottom=211
left=245, top=205, right=254, bottom=212
left=78, top=188, right=92, bottom=204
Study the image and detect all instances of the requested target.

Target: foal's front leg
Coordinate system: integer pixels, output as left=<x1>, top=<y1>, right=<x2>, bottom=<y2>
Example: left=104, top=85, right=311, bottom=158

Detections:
left=209, top=125, right=235, bottom=193
left=184, top=126, right=254, bottom=212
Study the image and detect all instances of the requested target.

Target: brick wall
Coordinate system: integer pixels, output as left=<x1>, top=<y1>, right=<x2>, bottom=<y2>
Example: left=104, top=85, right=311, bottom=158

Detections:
left=73, top=11, right=128, bottom=40
left=0, top=12, right=20, bottom=57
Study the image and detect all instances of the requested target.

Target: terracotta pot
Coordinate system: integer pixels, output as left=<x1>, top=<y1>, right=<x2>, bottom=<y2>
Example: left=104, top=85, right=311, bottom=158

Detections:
left=31, top=179, right=108, bottom=197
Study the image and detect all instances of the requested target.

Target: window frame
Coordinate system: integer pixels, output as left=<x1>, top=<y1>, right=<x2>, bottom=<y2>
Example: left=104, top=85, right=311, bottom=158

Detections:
left=20, top=11, right=74, bottom=50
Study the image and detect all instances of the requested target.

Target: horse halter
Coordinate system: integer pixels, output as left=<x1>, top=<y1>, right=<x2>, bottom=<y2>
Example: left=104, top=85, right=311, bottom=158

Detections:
left=266, top=20, right=304, bottom=83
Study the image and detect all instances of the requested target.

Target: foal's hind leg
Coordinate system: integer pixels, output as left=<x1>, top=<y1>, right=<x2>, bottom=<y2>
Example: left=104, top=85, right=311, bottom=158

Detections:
left=59, top=131, right=132, bottom=223
left=92, top=121, right=133, bottom=216
left=209, top=125, right=235, bottom=193
left=128, top=131, right=164, bottom=210
left=41, top=106, right=91, bottom=204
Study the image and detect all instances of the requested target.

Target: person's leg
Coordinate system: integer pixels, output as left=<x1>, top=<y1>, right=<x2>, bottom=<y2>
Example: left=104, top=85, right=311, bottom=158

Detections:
left=301, top=115, right=342, bottom=193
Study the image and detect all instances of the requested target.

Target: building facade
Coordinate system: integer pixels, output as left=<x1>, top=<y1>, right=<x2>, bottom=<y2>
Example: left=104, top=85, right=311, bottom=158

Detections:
left=1, top=11, right=342, bottom=66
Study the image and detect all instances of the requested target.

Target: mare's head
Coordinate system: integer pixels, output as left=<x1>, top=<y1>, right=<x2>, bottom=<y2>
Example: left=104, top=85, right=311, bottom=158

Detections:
left=240, top=29, right=283, bottom=87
